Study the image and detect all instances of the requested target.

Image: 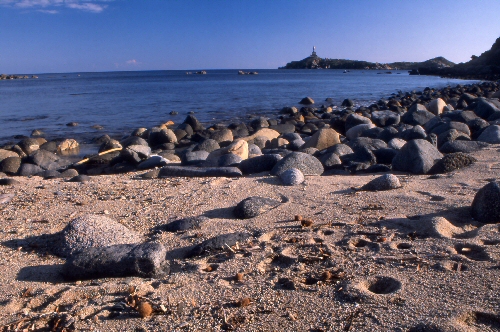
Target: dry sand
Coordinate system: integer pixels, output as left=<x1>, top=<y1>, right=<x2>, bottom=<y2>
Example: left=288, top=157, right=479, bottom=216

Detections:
left=1, top=145, right=500, bottom=331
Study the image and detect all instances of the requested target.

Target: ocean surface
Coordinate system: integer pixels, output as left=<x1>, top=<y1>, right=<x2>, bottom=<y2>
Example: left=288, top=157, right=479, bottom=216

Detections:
left=0, top=69, right=479, bottom=145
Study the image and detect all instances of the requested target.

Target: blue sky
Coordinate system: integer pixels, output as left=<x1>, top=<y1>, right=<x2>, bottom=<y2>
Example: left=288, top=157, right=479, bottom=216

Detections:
left=1, top=0, right=499, bottom=73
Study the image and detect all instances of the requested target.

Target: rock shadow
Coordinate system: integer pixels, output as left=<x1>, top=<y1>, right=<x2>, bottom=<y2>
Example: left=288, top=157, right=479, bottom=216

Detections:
left=17, top=264, right=66, bottom=283
left=2, top=232, right=63, bottom=257
left=202, top=206, right=236, bottom=219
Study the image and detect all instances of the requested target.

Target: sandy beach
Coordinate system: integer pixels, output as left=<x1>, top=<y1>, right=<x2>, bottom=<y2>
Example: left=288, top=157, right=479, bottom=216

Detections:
left=1, top=143, right=499, bottom=331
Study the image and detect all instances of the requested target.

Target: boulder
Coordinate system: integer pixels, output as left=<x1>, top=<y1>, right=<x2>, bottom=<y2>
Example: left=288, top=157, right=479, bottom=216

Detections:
left=234, top=196, right=283, bottom=219
left=346, top=123, right=376, bottom=140
left=59, top=214, right=143, bottom=257
left=271, top=152, right=324, bottom=176
left=159, top=166, right=242, bottom=177
left=427, top=98, right=447, bottom=115
left=401, top=104, right=435, bottom=126
left=121, top=136, right=149, bottom=148
left=18, top=138, right=40, bottom=155
left=239, top=154, right=282, bottom=174
left=299, top=97, right=314, bottom=105
left=137, top=155, right=169, bottom=170
left=182, top=150, right=209, bottom=166
left=473, top=98, right=500, bottom=119
left=121, top=145, right=151, bottom=164
left=300, top=128, right=340, bottom=151
left=241, top=128, right=280, bottom=142
left=98, top=139, right=122, bottom=153
left=439, top=140, right=489, bottom=153
left=392, top=139, right=443, bottom=174
left=0, top=149, right=19, bottom=162
left=428, top=152, right=477, bottom=174
left=437, top=129, right=470, bottom=149
left=360, top=174, right=401, bottom=191
left=279, top=168, right=305, bottom=186
left=57, top=139, right=79, bottom=152
left=217, top=153, right=242, bottom=167
left=345, top=114, right=372, bottom=132
left=371, top=110, right=400, bottom=127
left=18, top=163, right=43, bottom=176
left=149, top=128, right=177, bottom=146
left=183, top=115, right=205, bottom=131
left=187, top=232, right=252, bottom=258
left=194, top=139, right=220, bottom=153
left=318, top=151, right=342, bottom=170
left=162, top=216, right=208, bottom=232
left=0, top=157, right=21, bottom=175
left=471, top=181, right=500, bottom=223
left=477, top=125, right=500, bottom=143
left=210, top=128, right=233, bottom=145
left=63, top=242, right=168, bottom=280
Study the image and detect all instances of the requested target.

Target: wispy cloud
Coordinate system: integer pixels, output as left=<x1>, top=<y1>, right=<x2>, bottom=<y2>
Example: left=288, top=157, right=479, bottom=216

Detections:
left=0, top=0, right=111, bottom=13
left=126, top=59, right=138, bottom=65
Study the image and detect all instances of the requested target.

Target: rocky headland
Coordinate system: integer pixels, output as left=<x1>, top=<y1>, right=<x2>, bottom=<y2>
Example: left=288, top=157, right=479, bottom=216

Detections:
left=1, top=78, right=500, bottom=330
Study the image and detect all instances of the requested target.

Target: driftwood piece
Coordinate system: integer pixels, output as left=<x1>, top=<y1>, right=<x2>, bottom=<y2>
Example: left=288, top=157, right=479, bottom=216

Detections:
left=73, top=148, right=122, bottom=166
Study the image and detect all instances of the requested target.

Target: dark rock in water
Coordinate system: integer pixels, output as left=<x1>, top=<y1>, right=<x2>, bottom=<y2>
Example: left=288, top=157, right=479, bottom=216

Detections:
left=98, top=139, right=122, bottom=153
left=271, top=152, right=324, bottom=176
left=0, top=157, right=21, bottom=175
left=239, top=154, right=282, bottom=174
left=194, top=139, right=220, bottom=153
left=63, top=242, right=168, bottom=280
left=477, top=125, right=500, bottom=143
left=162, top=216, right=208, bottom=232
left=428, top=152, right=477, bottom=174
left=183, top=115, right=205, bottom=131
left=217, top=153, right=242, bottom=167
left=120, top=136, right=149, bottom=148
left=342, top=99, right=354, bottom=107
left=234, top=196, right=284, bottom=219
left=279, top=168, right=305, bottom=186
left=66, top=122, right=78, bottom=127
left=159, top=166, right=242, bottom=177
left=58, top=214, right=143, bottom=258
left=148, top=127, right=177, bottom=146
left=299, top=97, right=314, bottom=105
left=392, top=139, right=443, bottom=174
left=360, top=174, right=401, bottom=191
left=439, top=140, right=489, bottom=153
left=471, top=181, right=500, bottom=223
left=92, top=134, right=112, bottom=144
left=401, top=104, right=436, bottom=126
left=187, top=232, right=252, bottom=257
left=18, top=163, right=43, bottom=177
left=0, top=178, right=19, bottom=185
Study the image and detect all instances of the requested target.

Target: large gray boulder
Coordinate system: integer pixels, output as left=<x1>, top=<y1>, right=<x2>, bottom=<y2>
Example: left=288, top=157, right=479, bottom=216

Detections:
left=0, top=157, right=21, bottom=175
left=300, top=128, right=340, bottom=151
left=159, top=166, right=242, bottom=177
left=371, top=110, right=400, bottom=127
left=471, top=181, right=500, bottom=223
left=233, top=196, right=284, bottom=219
left=439, top=140, right=489, bottom=153
left=401, top=104, right=435, bottom=126
left=63, top=242, right=168, bottom=280
left=477, top=125, right=500, bottom=143
left=120, top=145, right=151, bottom=164
left=29, top=149, right=71, bottom=170
left=271, top=152, right=324, bottom=176
left=239, top=154, right=282, bottom=174
left=473, top=98, right=500, bottom=119
left=0, top=149, right=19, bottom=162
left=392, top=139, right=443, bottom=174
left=59, top=215, right=143, bottom=257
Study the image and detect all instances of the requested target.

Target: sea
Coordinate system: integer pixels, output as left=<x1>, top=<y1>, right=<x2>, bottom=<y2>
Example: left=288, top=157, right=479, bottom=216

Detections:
left=0, top=69, right=480, bottom=146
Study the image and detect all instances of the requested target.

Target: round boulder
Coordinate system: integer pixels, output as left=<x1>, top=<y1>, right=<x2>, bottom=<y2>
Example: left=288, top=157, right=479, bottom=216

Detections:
left=271, top=152, right=324, bottom=176
left=279, top=168, right=305, bottom=186
left=471, top=181, right=500, bottom=223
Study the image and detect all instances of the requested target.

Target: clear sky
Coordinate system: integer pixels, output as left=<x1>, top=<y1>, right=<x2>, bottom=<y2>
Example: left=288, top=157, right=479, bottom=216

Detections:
left=1, top=0, right=499, bottom=73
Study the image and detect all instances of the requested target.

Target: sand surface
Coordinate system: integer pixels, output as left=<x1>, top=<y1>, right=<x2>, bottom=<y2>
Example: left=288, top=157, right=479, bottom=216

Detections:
left=1, top=145, right=500, bottom=331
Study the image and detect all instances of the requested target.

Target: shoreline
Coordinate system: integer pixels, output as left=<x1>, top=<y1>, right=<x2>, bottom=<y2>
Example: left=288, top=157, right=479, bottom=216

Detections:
left=1, top=78, right=500, bottom=330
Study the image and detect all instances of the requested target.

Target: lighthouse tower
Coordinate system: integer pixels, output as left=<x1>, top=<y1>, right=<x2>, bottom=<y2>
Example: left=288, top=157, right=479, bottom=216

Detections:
left=311, top=46, right=317, bottom=57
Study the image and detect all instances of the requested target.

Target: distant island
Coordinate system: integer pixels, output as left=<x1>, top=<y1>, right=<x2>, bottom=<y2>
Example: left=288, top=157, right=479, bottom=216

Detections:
left=280, top=40, right=500, bottom=80
left=279, top=46, right=454, bottom=71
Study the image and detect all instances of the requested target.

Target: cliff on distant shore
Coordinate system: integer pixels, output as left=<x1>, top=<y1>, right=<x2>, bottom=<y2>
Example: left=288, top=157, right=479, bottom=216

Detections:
left=0, top=74, right=38, bottom=80
left=279, top=50, right=455, bottom=71
left=424, top=37, right=500, bottom=80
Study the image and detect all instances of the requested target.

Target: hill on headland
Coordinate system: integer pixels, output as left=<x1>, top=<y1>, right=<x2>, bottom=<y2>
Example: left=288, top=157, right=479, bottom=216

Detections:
left=279, top=48, right=455, bottom=71
left=280, top=38, right=500, bottom=80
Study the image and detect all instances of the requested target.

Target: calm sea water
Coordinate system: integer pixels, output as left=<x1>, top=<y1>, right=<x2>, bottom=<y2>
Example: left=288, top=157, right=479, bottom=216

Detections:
left=0, top=69, right=479, bottom=145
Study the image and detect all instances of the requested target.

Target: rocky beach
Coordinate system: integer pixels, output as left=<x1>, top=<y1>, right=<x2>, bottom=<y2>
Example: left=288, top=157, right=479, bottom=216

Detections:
left=0, top=76, right=500, bottom=331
